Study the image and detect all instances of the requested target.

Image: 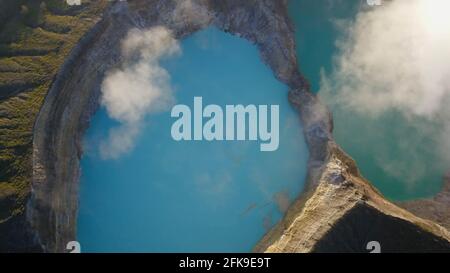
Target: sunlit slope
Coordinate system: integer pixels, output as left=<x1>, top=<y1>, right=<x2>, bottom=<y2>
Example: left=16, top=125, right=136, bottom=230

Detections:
left=0, top=0, right=107, bottom=249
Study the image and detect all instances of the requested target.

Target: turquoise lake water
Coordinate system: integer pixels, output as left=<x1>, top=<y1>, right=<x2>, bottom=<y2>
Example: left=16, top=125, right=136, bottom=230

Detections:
left=288, top=0, right=363, bottom=93
left=289, top=0, right=445, bottom=200
left=77, top=27, right=309, bottom=252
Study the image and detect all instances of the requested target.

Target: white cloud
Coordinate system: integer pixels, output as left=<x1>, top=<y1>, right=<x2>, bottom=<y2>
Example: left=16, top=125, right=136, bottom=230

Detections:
left=322, top=0, right=450, bottom=117
left=320, top=0, right=450, bottom=185
left=99, top=26, right=181, bottom=159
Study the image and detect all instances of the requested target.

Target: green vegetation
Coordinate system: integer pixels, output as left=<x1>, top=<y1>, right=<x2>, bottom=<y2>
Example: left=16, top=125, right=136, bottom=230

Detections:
left=0, top=0, right=108, bottom=223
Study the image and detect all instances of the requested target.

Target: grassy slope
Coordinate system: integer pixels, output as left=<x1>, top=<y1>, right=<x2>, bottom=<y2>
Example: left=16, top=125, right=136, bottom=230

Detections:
left=0, top=0, right=107, bottom=224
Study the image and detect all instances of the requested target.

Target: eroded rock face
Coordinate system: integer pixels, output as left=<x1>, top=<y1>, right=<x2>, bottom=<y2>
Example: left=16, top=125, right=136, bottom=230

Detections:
left=27, top=0, right=450, bottom=252
left=311, top=203, right=450, bottom=253
left=255, top=145, right=450, bottom=253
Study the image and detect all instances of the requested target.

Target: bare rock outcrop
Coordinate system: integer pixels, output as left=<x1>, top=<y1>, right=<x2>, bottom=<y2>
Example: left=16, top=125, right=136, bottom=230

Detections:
left=255, top=145, right=450, bottom=252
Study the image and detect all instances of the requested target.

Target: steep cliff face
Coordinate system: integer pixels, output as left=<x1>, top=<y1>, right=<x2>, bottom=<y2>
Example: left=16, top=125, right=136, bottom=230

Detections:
left=311, top=203, right=450, bottom=253
left=0, top=0, right=107, bottom=252
left=255, top=145, right=450, bottom=252
left=26, top=0, right=450, bottom=253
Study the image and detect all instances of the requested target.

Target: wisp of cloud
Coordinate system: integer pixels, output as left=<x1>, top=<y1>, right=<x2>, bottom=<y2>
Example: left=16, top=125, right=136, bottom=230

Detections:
left=100, top=26, right=181, bottom=159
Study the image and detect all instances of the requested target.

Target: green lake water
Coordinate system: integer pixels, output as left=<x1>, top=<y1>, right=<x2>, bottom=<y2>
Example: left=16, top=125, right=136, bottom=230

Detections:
left=289, top=0, right=445, bottom=200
